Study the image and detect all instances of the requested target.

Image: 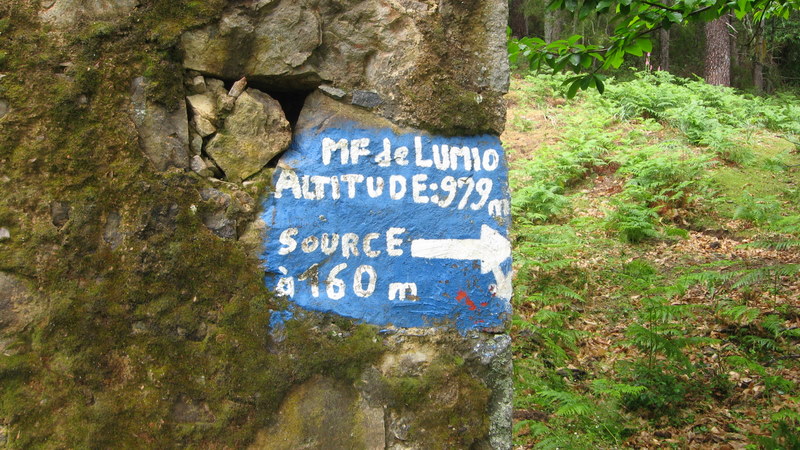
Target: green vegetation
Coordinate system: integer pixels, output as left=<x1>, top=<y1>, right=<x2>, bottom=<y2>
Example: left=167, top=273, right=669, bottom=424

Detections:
left=507, top=71, right=800, bottom=448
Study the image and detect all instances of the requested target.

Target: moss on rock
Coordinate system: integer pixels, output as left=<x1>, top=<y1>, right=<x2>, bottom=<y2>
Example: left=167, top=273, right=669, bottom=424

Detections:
left=0, top=2, right=388, bottom=447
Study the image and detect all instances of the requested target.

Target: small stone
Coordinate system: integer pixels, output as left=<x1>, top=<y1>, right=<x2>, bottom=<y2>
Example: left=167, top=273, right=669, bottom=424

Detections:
left=190, top=155, right=207, bottom=174
left=202, top=211, right=236, bottom=239
left=40, top=0, right=56, bottom=8
left=103, top=211, right=123, bottom=249
left=50, top=201, right=70, bottom=228
left=228, top=77, right=247, bottom=98
left=205, top=89, right=292, bottom=181
left=189, top=130, right=203, bottom=155
left=186, top=93, right=217, bottom=121
left=171, top=397, right=215, bottom=423
left=219, top=95, right=236, bottom=112
left=192, top=116, right=216, bottom=137
left=351, top=90, right=383, bottom=109
left=205, top=78, right=226, bottom=95
left=132, top=321, right=148, bottom=335
left=186, top=75, right=207, bottom=94
left=199, top=187, right=230, bottom=206
left=0, top=227, right=9, bottom=240
left=318, top=84, right=346, bottom=99
left=0, top=100, right=9, bottom=119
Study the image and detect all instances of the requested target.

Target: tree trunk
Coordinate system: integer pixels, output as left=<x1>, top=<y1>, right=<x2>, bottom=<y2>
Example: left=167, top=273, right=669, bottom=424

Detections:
left=659, top=28, right=670, bottom=72
left=752, top=26, right=766, bottom=92
left=704, top=16, right=731, bottom=86
left=544, top=9, right=566, bottom=42
left=508, top=0, right=528, bottom=38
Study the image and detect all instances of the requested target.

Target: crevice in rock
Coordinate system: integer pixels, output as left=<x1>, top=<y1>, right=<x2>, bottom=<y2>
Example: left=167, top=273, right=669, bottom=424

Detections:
left=221, top=78, right=316, bottom=131
left=261, top=89, right=315, bottom=130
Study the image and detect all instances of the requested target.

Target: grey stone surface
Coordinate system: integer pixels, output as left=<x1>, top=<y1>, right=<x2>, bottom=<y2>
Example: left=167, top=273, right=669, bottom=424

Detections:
left=39, top=0, right=139, bottom=27
left=103, top=211, right=123, bottom=249
left=0, top=99, right=8, bottom=119
left=238, top=217, right=266, bottom=257
left=351, top=90, right=383, bottom=109
left=50, top=201, right=70, bottom=228
left=170, top=397, right=215, bottom=423
left=318, top=84, right=346, bottom=99
left=202, top=211, right=236, bottom=239
left=481, top=334, right=513, bottom=450
left=228, top=77, right=247, bottom=98
left=182, top=1, right=321, bottom=85
left=189, top=129, right=203, bottom=155
left=130, top=77, right=191, bottom=171
left=190, top=155, right=207, bottom=174
left=186, top=75, right=207, bottom=94
left=205, top=89, right=291, bottom=182
left=186, top=93, right=218, bottom=137
left=0, top=227, right=9, bottom=240
left=250, top=376, right=385, bottom=449
left=0, top=273, right=37, bottom=355
left=199, top=188, right=236, bottom=239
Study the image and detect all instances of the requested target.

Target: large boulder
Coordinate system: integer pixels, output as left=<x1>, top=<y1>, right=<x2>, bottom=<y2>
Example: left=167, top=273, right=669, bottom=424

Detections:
left=181, top=0, right=509, bottom=135
left=205, top=88, right=291, bottom=181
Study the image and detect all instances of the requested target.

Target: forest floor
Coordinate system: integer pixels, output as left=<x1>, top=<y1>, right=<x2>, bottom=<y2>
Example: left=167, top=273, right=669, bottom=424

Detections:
left=503, top=71, right=800, bottom=449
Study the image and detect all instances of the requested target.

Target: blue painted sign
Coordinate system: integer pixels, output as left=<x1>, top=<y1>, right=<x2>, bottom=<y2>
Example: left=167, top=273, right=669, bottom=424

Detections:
left=261, top=122, right=512, bottom=330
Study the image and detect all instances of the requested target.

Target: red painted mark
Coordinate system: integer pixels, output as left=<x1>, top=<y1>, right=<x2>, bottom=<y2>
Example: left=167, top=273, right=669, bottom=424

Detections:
left=480, top=302, right=488, bottom=307
left=456, top=290, right=477, bottom=311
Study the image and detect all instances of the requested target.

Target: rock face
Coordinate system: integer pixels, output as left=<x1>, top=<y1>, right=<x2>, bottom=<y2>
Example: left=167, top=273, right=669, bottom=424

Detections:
left=0, top=273, right=33, bottom=354
left=1, top=0, right=511, bottom=447
left=181, top=0, right=509, bottom=134
left=39, top=0, right=139, bottom=27
left=130, top=77, right=191, bottom=171
left=205, top=89, right=291, bottom=181
left=250, top=376, right=385, bottom=449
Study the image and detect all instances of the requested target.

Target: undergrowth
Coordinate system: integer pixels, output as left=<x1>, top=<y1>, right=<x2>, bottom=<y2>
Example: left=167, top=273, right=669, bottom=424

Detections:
left=508, top=71, right=800, bottom=448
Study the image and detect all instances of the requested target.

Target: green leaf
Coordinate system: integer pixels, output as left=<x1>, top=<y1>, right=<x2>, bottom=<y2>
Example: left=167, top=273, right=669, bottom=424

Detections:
left=567, top=79, right=581, bottom=98
left=569, top=53, right=582, bottom=66
left=605, top=49, right=625, bottom=69
left=637, top=38, right=653, bottom=53
left=588, top=52, right=605, bottom=62
left=666, top=11, right=683, bottom=22
left=579, top=1, right=595, bottom=19
left=594, top=75, right=605, bottom=94
left=596, top=0, right=612, bottom=11
left=626, top=42, right=644, bottom=56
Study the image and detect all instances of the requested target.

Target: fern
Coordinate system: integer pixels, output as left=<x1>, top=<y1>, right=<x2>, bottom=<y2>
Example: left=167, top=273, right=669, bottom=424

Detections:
left=720, top=304, right=761, bottom=325
left=725, top=355, right=768, bottom=376
left=591, top=378, right=647, bottom=399
left=537, top=389, right=594, bottom=417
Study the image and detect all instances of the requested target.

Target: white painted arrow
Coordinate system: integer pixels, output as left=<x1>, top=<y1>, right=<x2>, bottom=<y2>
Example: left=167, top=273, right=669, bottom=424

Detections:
left=410, top=225, right=512, bottom=299
left=410, top=224, right=511, bottom=275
